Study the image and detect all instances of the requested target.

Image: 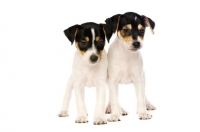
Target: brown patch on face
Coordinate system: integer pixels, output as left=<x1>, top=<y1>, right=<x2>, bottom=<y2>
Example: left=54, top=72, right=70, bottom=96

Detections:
left=119, top=30, right=133, bottom=43
left=75, top=42, right=78, bottom=49
left=75, top=42, right=85, bottom=56
left=85, top=36, right=89, bottom=42
left=138, top=24, right=143, bottom=30
left=95, top=36, right=100, bottom=41
left=126, top=24, right=132, bottom=30
left=119, top=25, right=134, bottom=43
left=139, top=36, right=144, bottom=40
left=99, top=50, right=103, bottom=59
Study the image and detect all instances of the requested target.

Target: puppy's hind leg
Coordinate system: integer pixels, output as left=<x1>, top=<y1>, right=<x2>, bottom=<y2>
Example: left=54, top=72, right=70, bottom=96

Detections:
left=121, top=107, right=128, bottom=116
left=105, top=103, right=111, bottom=114
left=146, top=97, right=156, bottom=110
left=105, top=103, right=128, bottom=116
left=58, top=75, right=73, bottom=117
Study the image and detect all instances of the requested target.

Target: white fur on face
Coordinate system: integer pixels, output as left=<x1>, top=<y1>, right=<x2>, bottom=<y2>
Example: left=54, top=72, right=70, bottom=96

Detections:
left=117, top=31, right=143, bottom=53
left=82, top=28, right=99, bottom=64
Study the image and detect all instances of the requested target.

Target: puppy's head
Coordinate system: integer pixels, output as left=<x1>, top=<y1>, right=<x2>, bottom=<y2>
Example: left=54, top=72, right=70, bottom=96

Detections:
left=105, top=12, right=155, bottom=53
left=64, top=22, right=113, bottom=65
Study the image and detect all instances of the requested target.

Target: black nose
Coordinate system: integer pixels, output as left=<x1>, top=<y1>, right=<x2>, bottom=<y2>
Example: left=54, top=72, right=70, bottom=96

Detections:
left=133, top=42, right=140, bottom=48
left=90, top=54, right=98, bottom=62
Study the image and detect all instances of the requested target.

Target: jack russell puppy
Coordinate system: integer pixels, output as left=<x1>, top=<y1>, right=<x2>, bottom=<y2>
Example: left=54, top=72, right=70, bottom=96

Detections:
left=58, top=22, right=113, bottom=125
left=105, top=12, right=156, bottom=121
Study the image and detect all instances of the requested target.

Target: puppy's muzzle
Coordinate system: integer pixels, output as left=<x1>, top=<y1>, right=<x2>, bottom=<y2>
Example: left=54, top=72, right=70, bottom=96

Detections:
left=133, top=42, right=140, bottom=49
left=90, top=54, right=98, bottom=63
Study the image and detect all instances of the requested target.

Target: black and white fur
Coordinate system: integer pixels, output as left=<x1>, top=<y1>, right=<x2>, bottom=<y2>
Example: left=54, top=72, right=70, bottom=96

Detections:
left=58, top=22, right=113, bottom=125
left=105, top=12, right=156, bottom=121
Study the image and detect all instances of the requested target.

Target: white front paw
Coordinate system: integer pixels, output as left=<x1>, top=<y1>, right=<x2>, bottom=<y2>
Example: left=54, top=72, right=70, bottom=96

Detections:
left=93, top=114, right=107, bottom=125
left=107, top=113, right=121, bottom=122
left=137, top=110, right=152, bottom=120
left=75, top=115, right=88, bottom=123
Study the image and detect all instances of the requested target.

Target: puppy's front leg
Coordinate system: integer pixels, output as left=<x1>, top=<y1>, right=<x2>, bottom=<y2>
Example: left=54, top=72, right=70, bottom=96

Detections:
left=106, top=63, right=121, bottom=122
left=107, top=80, right=121, bottom=122
left=58, top=75, right=73, bottom=117
left=134, top=76, right=152, bottom=120
left=93, top=80, right=107, bottom=125
left=74, top=83, right=88, bottom=123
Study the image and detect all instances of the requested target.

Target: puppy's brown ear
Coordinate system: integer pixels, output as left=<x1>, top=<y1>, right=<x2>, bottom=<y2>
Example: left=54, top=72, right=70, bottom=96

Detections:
left=142, top=15, right=155, bottom=34
left=63, top=25, right=81, bottom=44
left=100, top=24, right=113, bottom=43
left=105, top=14, right=121, bottom=33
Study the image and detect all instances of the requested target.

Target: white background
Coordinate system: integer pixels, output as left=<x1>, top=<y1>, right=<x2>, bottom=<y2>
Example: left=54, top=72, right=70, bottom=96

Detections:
left=1, top=0, right=200, bottom=131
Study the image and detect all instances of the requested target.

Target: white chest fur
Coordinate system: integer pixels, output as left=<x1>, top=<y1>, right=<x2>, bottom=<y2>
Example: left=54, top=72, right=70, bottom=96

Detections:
left=108, top=37, right=143, bottom=84
left=72, top=50, right=108, bottom=87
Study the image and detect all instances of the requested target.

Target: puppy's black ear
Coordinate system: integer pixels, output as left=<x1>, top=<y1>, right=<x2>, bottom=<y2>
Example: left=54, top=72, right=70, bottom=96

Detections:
left=63, top=24, right=80, bottom=44
left=142, top=15, right=155, bottom=34
left=105, top=14, right=121, bottom=33
left=100, top=24, right=113, bottom=43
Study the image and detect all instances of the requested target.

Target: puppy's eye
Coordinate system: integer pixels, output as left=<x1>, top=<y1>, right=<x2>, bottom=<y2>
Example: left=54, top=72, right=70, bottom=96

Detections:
left=139, top=29, right=145, bottom=34
left=80, top=40, right=87, bottom=46
left=123, top=29, right=129, bottom=34
left=98, top=39, right=104, bottom=45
